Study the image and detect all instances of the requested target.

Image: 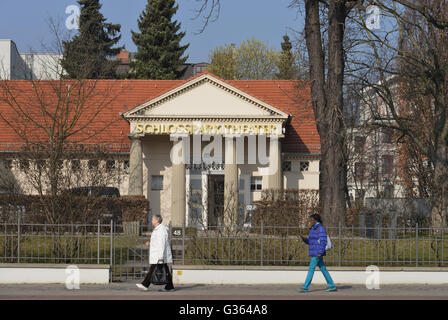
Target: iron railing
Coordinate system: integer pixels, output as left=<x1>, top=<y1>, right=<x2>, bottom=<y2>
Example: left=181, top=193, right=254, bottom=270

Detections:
left=172, top=223, right=448, bottom=268
left=1, top=221, right=447, bottom=281
left=1, top=221, right=114, bottom=265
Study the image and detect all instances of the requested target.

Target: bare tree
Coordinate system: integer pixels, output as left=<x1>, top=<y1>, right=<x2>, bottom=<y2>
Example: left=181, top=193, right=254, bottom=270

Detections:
left=0, top=20, right=127, bottom=223
left=347, top=0, right=448, bottom=228
left=300, top=0, right=362, bottom=227
left=193, top=0, right=362, bottom=227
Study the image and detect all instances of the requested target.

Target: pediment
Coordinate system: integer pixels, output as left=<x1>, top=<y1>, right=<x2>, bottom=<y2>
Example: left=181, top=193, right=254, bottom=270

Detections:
left=123, top=73, right=289, bottom=120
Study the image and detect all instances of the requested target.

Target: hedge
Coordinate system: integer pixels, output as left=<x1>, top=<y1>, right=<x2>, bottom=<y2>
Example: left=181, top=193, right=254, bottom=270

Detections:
left=0, top=194, right=149, bottom=224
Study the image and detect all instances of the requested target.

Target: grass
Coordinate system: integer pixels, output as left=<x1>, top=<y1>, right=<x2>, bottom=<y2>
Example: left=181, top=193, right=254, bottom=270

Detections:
left=1, top=232, right=447, bottom=268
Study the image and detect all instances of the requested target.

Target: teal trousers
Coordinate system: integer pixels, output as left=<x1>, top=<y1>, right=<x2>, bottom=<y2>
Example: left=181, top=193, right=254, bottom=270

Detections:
left=302, top=257, right=336, bottom=290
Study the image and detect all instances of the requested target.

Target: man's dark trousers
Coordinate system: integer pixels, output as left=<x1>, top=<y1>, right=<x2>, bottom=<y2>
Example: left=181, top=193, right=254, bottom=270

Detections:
left=141, top=264, right=175, bottom=290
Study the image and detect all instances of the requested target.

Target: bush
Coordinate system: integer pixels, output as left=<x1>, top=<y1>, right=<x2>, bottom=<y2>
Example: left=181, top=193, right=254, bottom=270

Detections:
left=0, top=194, right=149, bottom=224
left=252, top=189, right=320, bottom=229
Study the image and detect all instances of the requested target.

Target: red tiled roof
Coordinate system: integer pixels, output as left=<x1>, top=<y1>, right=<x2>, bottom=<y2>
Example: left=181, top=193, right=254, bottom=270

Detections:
left=226, top=79, right=319, bottom=153
left=0, top=73, right=319, bottom=154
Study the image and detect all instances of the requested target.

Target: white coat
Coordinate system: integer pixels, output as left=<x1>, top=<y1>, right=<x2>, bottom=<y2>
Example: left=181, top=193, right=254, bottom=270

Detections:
left=149, top=223, right=173, bottom=264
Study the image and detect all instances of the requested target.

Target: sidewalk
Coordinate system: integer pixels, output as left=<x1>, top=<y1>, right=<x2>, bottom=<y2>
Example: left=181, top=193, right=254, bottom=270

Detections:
left=1, top=283, right=447, bottom=300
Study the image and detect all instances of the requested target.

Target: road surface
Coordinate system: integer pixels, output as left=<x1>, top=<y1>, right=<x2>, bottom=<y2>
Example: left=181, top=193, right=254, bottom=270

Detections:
left=0, top=283, right=447, bottom=300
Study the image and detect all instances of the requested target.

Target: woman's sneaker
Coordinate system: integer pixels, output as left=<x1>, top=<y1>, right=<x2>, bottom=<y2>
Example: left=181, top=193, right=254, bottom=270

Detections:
left=296, top=287, right=308, bottom=293
left=136, top=283, right=148, bottom=291
left=325, top=287, right=337, bottom=292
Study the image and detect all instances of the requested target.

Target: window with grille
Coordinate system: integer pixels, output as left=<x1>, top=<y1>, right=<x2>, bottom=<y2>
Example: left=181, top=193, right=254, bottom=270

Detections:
left=282, top=161, right=291, bottom=172
left=151, top=175, right=164, bottom=190
left=382, top=128, right=393, bottom=144
left=106, top=160, right=115, bottom=171
left=369, top=169, right=377, bottom=183
left=355, top=162, right=366, bottom=180
left=354, top=136, right=366, bottom=153
left=71, top=160, right=81, bottom=172
left=382, top=155, right=394, bottom=174
left=36, top=160, right=46, bottom=170
left=250, top=177, right=262, bottom=191
left=88, top=160, right=98, bottom=170
left=19, top=160, right=29, bottom=172
left=383, top=184, right=394, bottom=198
left=123, top=160, right=130, bottom=171
left=300, top=161, right=310, bottom=172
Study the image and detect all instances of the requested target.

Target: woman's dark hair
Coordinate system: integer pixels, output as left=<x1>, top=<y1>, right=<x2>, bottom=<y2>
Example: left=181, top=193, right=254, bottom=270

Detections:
left=310, top=214, right=323, bottom=224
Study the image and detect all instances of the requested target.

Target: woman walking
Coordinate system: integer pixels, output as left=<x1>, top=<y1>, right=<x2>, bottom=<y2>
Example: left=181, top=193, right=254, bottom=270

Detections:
left=136, top=214, right=175, bottom=292
left=297, top=214, right=337, bottom=292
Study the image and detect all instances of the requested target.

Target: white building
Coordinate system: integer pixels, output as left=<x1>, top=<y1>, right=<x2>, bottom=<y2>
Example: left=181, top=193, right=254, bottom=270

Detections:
left=0, top=39, right=63, bottom=80
left=347, top=82, right=405, bottom=204
left=0, top=73, right=321, bottom=227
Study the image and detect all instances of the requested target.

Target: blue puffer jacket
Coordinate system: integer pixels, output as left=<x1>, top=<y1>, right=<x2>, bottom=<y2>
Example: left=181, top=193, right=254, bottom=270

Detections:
left=304, top=222, right=327, bottom=257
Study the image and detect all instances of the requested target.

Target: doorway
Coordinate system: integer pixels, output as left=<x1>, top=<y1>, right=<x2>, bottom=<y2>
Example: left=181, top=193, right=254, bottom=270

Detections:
left=208, top=175, right=224, bottom=227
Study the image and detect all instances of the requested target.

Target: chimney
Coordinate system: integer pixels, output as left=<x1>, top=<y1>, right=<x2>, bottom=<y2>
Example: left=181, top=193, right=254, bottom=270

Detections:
left=116, top=49, right=130, bottom=63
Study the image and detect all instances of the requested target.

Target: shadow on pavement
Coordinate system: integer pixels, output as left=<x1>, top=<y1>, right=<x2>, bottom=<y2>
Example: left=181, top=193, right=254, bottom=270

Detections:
left=174, top=284, right=206, bottom=290
left=335, top=286, right=353, bottom=290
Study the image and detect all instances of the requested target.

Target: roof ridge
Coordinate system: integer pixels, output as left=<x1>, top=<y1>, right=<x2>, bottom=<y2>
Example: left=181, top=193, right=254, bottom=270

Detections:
left=0, top=73, right=318, bottom=153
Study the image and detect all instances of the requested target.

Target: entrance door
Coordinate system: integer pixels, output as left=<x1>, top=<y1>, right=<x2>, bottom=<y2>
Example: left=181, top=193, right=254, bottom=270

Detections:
left=208, top=175, right=224, bottom=227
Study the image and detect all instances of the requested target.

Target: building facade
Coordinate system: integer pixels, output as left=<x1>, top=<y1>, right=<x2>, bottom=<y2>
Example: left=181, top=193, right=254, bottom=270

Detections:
left=0, top=40, right=27, bottom=80
left=346, top=83, right=405, bottom=204
left=0, top=72, right=320, bottom=227
left=0, top=39, right=63, bottom=80
left=0, top=42, right=206, bottom=81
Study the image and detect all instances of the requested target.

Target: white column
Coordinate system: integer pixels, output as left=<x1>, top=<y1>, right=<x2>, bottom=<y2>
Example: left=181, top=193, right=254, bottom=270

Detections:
left=185, top=172, right=190, bottom=227
left=224, top=136, right=238, bottom=226
left=171, top=138, right=186, bottom=228
left=201, top=172, right=208, bottom=229
left=128, top=133, right=144, bottom=195
left=267, top=136, right=282, bottom=191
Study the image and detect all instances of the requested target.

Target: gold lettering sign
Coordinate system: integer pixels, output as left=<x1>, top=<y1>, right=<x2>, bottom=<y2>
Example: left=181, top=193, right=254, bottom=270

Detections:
left=133, top=122, right=278, bottom=135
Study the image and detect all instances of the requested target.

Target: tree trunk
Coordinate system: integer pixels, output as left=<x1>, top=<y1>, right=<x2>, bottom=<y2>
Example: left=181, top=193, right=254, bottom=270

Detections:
left=431, top=144, right=448, bottom=228
left=305, top=0, right=348, bottom=227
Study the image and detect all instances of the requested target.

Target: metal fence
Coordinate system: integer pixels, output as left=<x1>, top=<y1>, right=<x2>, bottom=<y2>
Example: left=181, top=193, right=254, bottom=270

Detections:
left=1, top=221, right=447, bottom=281
left=174, top=223, right=448, bottom=268
left=1, top=221, right=114, bottom=265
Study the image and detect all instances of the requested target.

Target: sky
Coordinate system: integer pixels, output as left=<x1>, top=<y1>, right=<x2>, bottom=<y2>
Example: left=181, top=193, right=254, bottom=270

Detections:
left=0, top=0, right=305, bottom=63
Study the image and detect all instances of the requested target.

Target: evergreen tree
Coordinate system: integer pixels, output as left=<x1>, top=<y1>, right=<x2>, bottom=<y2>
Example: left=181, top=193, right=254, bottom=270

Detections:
left=62, top=0, right=122, bottom=79
left=276, top=35, right=297, bottom=80
left=130, top=0, right=189, bottom=79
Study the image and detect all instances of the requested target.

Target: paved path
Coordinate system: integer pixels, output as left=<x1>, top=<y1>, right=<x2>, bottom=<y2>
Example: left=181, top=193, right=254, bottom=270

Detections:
left=0, top=283, right=447, bottom=300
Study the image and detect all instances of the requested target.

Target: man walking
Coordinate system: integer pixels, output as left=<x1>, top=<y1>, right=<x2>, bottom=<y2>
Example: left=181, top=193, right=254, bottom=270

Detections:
left=136, top=214, right=175, bottom=292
